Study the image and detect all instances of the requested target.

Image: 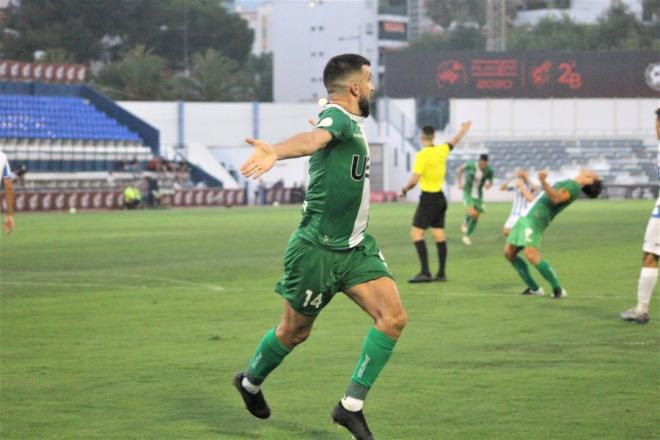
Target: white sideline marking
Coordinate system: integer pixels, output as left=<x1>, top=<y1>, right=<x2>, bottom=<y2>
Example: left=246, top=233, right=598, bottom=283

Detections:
left=0, top=271, right=225, bottom=292
left=125, top=274, right=225, bottom=291
left=0, top=280, right=147, bottom=290
left=407, top=290, right=626, bottom=300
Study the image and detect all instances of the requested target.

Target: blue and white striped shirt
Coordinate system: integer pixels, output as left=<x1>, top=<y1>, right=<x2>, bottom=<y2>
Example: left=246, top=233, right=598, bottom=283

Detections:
left=509, top=180, right=533, bottom=216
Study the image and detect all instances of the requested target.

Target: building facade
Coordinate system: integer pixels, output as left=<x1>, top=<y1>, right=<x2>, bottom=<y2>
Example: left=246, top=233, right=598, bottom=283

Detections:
left=272, top=0, right=408, bottom=102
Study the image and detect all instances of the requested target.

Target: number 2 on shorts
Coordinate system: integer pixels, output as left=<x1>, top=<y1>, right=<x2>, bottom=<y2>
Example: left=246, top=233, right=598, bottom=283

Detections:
left=303, top=289, right=323, bottom=309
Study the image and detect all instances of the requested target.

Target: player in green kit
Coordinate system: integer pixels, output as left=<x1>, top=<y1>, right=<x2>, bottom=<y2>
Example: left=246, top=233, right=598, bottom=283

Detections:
left=233, top=54, right=406, bottom=440
left=457, top=154, right=494, bottom=245
left=504, top=169, right=603, bottom=298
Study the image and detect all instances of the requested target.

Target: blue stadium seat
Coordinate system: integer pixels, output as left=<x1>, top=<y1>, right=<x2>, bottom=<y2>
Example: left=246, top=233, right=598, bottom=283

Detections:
left=0, top=94, right=143, bottom=143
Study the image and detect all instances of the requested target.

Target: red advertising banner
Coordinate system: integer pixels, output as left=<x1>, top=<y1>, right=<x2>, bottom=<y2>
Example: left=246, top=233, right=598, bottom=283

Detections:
left=0, top=60, right=86, bottom=83
left=1, top=189, right=249, bottom=212
left=1, top=189, right=399, bottom=212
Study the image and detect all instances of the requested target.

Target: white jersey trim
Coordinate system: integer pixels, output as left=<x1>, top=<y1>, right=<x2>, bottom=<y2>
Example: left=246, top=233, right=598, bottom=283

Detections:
left=348, top=123, right=370, bottom=248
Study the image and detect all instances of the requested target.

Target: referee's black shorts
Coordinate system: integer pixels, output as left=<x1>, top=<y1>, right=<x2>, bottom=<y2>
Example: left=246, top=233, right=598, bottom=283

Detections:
left=412, top=191, right=447, bottom=229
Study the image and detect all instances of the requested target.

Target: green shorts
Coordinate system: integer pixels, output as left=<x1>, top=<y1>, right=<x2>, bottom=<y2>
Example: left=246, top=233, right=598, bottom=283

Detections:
left=463, top=196, right=484, bottom=213
left=274, top=231, right=393, bottom=316
left=507, top=217, right=544, bottom=249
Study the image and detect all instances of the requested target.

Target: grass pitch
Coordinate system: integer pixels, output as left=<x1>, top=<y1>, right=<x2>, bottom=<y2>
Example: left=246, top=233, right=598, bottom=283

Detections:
left=1, top=200, right=658, bottom=439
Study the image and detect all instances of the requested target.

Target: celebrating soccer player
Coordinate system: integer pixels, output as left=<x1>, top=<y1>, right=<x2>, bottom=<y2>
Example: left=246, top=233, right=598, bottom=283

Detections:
left=399, top=121, right=472, bottom=283
left=500, top=168, right=537, bottom=237
left=457, top=154, right=494, bottom=245
left=234, top=54, right=406, bottom=440
left=620, top=108, right=660, bottom=324
left=504, top=169, right=603, bottom=298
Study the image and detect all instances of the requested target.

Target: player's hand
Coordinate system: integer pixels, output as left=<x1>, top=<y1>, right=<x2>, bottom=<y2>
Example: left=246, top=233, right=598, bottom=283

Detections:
left=538, top=170, right=549, bottom=181
left=241, top=138, right=277, bottom=179
left=459, top=120, right=472, bottom=132
left=398, top=189, right=407, bottom=199
left=3, top=215, right=14, bottom=235
left=308, top=118, right=318, bottom=127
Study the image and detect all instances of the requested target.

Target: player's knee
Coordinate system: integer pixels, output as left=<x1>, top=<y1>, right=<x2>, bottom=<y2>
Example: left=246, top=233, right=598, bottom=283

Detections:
left=277, top=323, right=312, bottom=348
left=431, top=229, right=445, bottom=241
left=524, top=248, right=540, bottom=264
left=503, top=245, right=515, bottom=261
left=642, top=252, right=659, bottom=267
left=380, top=309, right=407, bottom=336
left=290, top=326, right=312, bottom=346
left=410, top=229, right=423, bottom=242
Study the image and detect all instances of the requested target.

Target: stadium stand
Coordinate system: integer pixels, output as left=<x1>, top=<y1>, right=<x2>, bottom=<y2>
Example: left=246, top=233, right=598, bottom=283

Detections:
left=445, top=139, right=657, bottom=185
left=0, top=94, right=142, bottom=142
left=0, top=82, right=155, bottom=175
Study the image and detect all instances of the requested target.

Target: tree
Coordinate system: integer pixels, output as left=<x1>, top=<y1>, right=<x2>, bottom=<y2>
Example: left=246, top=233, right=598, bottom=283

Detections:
left=1, top=0, right=130, bottom=63
left=508, top=15, right=593, bottom=51
left=245, top=54, right=273, bottom=102
left=37, top=48, right=76, bottom=64
left=94, top=45, right=165, bottom=100
left=166, top=49, right=253, bottom=101
left=587, top=3, right=655, bottom=50
left=0, top=0, right=254, bottom=70
left=408, top=25, right=486, bottom=51
left=425, top=0, right=486, bottom=28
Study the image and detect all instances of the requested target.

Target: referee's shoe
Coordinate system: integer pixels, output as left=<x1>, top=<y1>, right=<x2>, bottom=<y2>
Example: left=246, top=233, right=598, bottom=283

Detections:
left=408, top=272, right=433, bottom=283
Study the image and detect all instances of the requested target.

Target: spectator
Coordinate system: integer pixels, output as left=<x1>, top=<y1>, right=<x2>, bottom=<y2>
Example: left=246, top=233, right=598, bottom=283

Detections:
left=147, top=157, right=162, bottom=172
left=15, top=164, right=27, bottom=187
left=123, top=184, right=141, bottom=209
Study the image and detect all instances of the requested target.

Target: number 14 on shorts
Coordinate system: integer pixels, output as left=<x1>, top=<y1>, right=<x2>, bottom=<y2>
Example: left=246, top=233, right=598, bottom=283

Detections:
left=303, top=290, right=323, bottom=309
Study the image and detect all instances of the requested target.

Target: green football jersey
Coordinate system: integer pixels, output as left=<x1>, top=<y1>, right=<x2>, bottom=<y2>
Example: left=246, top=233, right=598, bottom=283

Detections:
left=463, top=161, right=493, bottom=199
left=523, top=179, right=581, bottom=230
left=296, top=104, right=371, bottom=250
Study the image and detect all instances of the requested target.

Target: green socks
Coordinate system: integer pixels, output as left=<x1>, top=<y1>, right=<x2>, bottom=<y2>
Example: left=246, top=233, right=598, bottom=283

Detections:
left=466, top=217, right=478, bottom=236
left=246, top=326, right=400, bottom=399
left=246, top=327, right=291, bottom=385
left=536, top=259, right=561, bottom=290
left=346, top=327, right=398, bottom=400
left=511, top=256, right=540, bottom=291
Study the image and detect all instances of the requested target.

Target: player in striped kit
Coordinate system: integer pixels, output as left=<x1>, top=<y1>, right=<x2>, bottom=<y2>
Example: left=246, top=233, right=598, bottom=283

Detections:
left=620, top=108, right=660, bottom=324
left=500, top=169, right=537, bottom=237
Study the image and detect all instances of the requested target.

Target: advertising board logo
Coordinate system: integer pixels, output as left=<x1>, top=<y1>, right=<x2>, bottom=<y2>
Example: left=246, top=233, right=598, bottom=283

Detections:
left=29, top=194, right=39, bottom=210
left=645, top=63, right=660, bottom=92
left=42, top=193, right=52, bottom=210
left=436, top=60, right=467, bottom=89
left=93, top=193, right=103, bottom=208
left=531, top=61, right=552, bottom=87
left=55, top=193, right=65, bottom=209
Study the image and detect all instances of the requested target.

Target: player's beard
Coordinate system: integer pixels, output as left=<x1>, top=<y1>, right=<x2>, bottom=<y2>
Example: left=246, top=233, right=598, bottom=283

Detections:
left=358, top=95, right=370, bottom=118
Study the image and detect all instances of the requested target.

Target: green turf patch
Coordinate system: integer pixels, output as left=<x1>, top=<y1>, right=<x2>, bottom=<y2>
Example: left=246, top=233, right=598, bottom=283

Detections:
left=1, top=201, right=658, bottom=439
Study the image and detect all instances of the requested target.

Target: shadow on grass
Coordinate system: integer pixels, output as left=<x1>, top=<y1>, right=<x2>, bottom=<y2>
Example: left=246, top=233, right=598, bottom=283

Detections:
left=169, top=394, right=342, bottom=440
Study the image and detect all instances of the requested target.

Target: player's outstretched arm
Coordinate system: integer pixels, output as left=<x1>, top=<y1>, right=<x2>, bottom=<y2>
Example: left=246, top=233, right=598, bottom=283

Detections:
left=241, top=129, right=332, bottom=179
left=456, top=165, right=465, bottom=189
left=517, top=178, right=536, bottom=202
left=538, top=170, right=570, bottom=204
left=447, top=121, right=472, bottom=147
left=500, top=174, right=515, bottom=191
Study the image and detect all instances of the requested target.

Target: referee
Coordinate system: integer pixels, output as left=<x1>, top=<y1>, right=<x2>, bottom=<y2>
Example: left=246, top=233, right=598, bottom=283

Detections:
left=399, top=121, right=472, bottom=283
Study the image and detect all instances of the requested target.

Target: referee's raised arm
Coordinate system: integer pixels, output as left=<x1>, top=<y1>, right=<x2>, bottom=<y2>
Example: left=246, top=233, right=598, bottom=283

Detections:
left=447, top=121, right=472, bottom=149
